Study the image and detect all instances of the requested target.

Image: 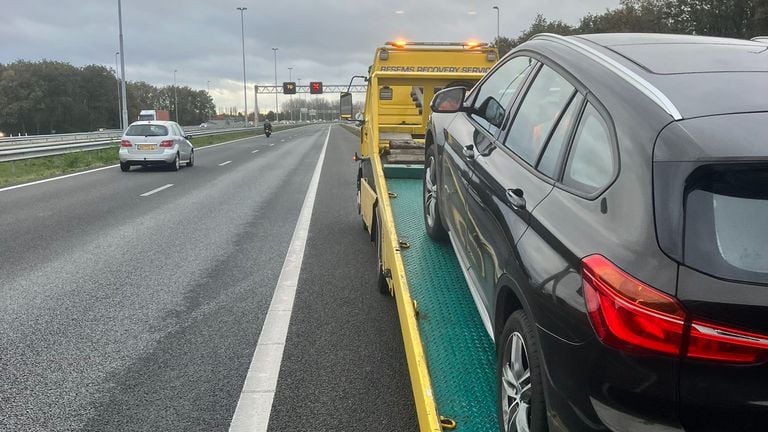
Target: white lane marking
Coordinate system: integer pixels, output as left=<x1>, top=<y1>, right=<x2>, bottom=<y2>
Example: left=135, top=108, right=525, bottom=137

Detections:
left=269, top=143, right=275, bottom=147
left=139, top=183, right=174, bottom=197
left=0, top=124, right=319, bottom=194
left=219, top=161, right=232, bottom=166
left=251, top=150, right=260, bottom=154
left=280, top=139, right=285, bottom=142
left=229, top=125, right=331, bottom=432
left=0, top=165, right=117, bottom=193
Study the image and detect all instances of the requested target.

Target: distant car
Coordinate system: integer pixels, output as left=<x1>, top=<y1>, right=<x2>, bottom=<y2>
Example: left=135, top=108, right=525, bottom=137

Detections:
left=119, top=120, right=194, bottom=172
left=199, top=122, right=208, bottom=128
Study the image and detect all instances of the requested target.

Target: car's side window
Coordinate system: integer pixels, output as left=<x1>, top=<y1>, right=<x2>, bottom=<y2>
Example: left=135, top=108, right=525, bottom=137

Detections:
left=562, top=103, right=615, bottom=194
left=536, top=93, right=584, bottom=179
left=502, top=65, right=575, bottom=166
left=470, top=56, right=536, bottom=136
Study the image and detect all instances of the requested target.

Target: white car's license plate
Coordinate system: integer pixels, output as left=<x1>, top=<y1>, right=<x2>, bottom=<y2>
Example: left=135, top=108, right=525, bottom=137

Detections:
left=137, top=144, right=156, bottom=151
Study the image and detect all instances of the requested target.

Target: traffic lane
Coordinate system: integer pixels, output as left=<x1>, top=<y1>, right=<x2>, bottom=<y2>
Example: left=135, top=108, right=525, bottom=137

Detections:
left=0, top=126, right=327, bottom=431
left=268, top=127, right=417, bottom=430
left=0, top=125, right=324, bottom=284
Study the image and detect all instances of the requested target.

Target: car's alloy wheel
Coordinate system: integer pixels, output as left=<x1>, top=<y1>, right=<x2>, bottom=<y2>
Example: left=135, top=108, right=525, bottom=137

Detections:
left=423, top=146, right=447, bottom=240
left=424, top=156, right=437, bottom=227
left=501, top=332, right=532, bottom=432
left=120, top=162, right=130, bottom=172
left=171, top=153, right=180, bottom=171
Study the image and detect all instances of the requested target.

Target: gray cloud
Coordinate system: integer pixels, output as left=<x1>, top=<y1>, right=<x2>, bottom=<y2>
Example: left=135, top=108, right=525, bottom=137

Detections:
left=1, top=0, right=618, bottom=112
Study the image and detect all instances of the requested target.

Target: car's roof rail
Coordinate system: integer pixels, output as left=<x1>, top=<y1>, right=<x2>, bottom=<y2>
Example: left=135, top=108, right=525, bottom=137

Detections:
left=531, top=33, right=683, bottom=120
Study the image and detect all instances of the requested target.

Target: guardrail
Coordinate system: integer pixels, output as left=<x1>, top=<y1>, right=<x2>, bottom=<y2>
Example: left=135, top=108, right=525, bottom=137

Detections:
left=0, top=125, right=214, bottom=147
left=0, top=126, right=261, bottom=162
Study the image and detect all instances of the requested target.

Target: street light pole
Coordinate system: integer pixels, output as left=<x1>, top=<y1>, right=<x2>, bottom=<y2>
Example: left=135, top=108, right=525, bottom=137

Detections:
left=117, top=0, right=128, bottom=128
left=207, top=80, right=211, bottom=121
left=493, top=6, right=500, bottom=42
left=115, top=51, right=122, bottom=130
left=288, top=67, right=293, bottom=121
left=297, top=78, right=302, bottom=122
left=272, top=47, right=279, bottom=122
left=237, top=7, right=248, bottom=126
left=173, top=69, right=179, bottom=123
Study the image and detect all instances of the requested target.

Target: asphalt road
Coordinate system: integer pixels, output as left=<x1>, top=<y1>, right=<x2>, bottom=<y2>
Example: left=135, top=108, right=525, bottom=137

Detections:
left=0, top=124, right=415, bottom=431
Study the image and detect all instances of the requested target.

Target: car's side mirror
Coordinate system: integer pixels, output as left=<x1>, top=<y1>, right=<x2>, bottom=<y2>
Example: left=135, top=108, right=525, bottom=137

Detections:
left=185, top=135, right=193, bottom=140
left=431, top=87, right=467, bottom=114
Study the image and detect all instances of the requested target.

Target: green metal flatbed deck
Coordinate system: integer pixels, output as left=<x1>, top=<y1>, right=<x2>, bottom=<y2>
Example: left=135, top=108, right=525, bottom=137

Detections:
left=385, top=168, right=497, bottom=431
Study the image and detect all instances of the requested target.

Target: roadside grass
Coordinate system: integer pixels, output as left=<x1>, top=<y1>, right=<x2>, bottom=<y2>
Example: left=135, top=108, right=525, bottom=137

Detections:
left=0, top=129, right=270, bottom=189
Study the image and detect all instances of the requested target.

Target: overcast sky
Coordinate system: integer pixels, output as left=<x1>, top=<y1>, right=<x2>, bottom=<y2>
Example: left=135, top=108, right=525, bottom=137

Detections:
left=1, top=0, right=618, bottom=113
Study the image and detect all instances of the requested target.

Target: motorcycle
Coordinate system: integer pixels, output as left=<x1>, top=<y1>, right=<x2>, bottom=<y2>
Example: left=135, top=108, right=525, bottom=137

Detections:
left=264, top=124, right=272, bottom=137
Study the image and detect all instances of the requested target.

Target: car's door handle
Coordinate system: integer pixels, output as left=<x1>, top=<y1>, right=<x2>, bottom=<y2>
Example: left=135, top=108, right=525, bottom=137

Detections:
left=462, top=144, right=475, bottom=159
left=506, top=188, right=526, bottom=210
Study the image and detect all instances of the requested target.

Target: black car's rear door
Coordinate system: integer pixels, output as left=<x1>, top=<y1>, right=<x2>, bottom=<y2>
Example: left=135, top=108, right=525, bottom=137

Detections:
left=441, top=55, right=538, bottom=323
left=467, top=62, right=577, bottom=323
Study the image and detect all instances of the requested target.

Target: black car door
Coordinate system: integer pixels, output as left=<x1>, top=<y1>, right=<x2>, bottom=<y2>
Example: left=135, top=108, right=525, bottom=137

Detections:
left=441, top=55, right=538, bottom=324
left=467, top=62, right=578, bottom=320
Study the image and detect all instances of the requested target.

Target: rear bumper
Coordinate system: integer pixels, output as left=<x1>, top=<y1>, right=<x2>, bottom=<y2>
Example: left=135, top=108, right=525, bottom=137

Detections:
left=119, top=148, right=176, bottom=164
left=537, top=327, right=684, bottom=432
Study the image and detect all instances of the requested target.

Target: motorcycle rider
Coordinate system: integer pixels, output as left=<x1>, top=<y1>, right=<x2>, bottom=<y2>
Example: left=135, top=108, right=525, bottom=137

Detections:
left=263, top=119, right=272, bottom=137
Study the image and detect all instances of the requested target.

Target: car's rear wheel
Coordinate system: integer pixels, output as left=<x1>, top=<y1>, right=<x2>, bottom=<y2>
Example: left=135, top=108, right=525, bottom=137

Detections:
left=186, top=150, right=194, bottom=167
left=170, top=152, right=180, bottom=171
left=423, top=145, right=447, bottom=241
left=497, top=310, right=547, bottom=432
left=120, top=162, right=130, bottom=172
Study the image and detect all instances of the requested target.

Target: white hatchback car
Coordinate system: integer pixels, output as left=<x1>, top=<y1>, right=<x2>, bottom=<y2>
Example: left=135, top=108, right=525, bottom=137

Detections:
left=119, top=121, right=194, bottom=172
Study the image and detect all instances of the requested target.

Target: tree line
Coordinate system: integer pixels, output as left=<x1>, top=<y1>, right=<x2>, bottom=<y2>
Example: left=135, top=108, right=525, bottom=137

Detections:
left=494, top=0, right=768, bottom=55
left=0, top=60, right=215, bottom=135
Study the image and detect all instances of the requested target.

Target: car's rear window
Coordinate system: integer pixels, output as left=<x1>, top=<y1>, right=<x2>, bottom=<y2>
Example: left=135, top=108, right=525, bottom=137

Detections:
left=125, top=124, right=168, bottom=136
left=684, top=164, right=768, bottom=284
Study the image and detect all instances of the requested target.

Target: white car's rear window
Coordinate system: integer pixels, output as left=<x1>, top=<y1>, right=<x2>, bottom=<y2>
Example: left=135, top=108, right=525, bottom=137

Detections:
left=126, top=124, right=168, bottom=136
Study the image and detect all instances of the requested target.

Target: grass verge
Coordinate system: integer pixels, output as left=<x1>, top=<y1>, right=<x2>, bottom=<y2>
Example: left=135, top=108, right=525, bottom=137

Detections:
left=0, top=127, right=301, bottom=188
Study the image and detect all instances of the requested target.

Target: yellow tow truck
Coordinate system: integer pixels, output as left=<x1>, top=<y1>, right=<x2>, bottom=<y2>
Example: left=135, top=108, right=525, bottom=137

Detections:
left=341, top=41, right=499, bottom=431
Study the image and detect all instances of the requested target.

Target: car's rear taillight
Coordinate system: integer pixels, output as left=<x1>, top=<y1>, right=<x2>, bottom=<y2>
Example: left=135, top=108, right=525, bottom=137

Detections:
left=687, top=319, right=768, bottom=364
left=583, top=254, right=768, bottom=364
left=120, top=139, right=132, bottom=147
left=159, top=140, right=174, bottom=147
left=582, top=254, right=686, bottom=356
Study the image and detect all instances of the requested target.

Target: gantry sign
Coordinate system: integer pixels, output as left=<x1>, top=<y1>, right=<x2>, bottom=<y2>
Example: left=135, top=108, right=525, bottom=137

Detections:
left=255, top=84, right=368, bottom=94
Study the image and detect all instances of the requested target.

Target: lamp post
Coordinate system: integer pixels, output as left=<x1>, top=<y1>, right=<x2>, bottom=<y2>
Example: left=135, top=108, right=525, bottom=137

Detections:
left=207, top=80, right=211, bottom=121
left=297, top=78, right=302, bottom=122
left=117, top=0, right=128, bottom=128
left=237, top=7, right=248, bottom=126
left=492, top=6, right=500, bottom=42
left=272, top=47, right=279, bottom=122
left=173, top=69, right=178, bottom=123
left=288, top=67, right=293, bottom=121
left=115, top=51, right=122, bottom=130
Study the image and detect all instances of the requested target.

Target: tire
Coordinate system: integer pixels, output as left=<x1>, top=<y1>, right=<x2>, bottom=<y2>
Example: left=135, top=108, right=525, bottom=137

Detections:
left=373, top=211, right=390, bottom=296
left=186, top=150, right=194, bottom=167
left=423, top=145, right=447, bottom=241
left=170, top=152, right=180, bottom=171
left=120, top=162, right=130, bottom=172
left=497, top=310, right=548, bottom=432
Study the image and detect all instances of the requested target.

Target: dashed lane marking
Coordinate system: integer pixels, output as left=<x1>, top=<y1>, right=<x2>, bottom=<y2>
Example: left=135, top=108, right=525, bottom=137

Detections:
left=139, top=183, right=174, bottom=197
